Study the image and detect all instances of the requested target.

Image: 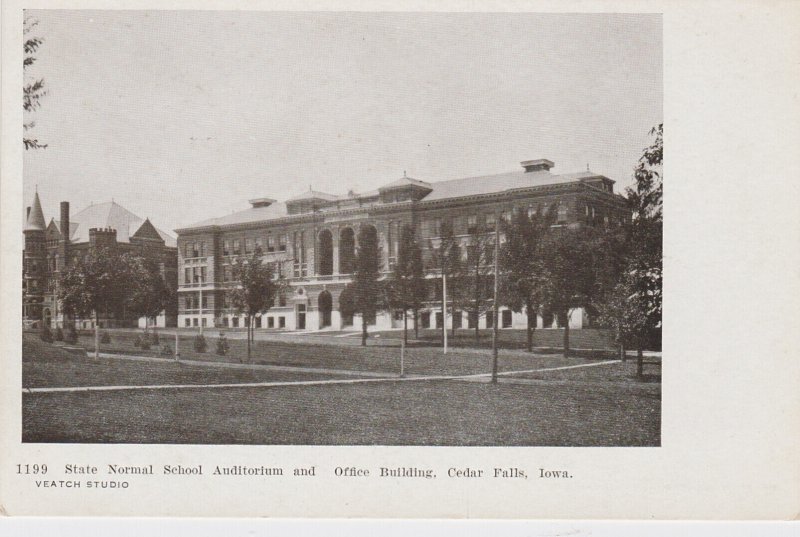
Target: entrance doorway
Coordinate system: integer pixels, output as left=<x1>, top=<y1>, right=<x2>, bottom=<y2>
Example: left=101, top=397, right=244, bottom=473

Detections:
left=297, top=304, right=306, bottom=330
left=318, top=291, right=332, bottom=328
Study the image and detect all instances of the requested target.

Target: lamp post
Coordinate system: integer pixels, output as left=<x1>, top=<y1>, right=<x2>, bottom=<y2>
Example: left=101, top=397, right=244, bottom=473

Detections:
left=491, top=214, right=500, bottom=384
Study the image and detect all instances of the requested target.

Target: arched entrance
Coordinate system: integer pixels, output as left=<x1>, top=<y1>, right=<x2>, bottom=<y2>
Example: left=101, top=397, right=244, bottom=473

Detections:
left=318, top=229, right=333, bottom=276
left=339, top=227, right=355, bottom=274
left=318, top=290, right=333, bottom=328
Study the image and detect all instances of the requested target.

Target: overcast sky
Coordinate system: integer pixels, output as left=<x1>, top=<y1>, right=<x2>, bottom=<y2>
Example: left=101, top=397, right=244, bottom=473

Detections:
left=23, top=11, right=662, bottom=234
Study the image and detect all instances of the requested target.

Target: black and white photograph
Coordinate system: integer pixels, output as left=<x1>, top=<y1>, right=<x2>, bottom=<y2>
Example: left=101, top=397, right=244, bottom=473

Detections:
left=4, top=1, right=799, bottom=525
left=19, top=11, right=663, bottom=446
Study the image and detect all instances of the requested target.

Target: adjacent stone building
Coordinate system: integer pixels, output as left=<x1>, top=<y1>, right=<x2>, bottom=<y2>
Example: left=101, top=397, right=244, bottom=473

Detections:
left=174, top=159, right=628, bottom=332
left=22, top=192, right=178, bottom=330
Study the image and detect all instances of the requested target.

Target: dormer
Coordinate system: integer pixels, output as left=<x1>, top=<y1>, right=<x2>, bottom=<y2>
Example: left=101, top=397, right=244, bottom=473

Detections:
left=378, top=175, right=433, bottom=203
left=249, top=197, right=277, bottom=209
left=286, top=189, right=338, bottom=215
left=520, top=159, right=554, bottom=173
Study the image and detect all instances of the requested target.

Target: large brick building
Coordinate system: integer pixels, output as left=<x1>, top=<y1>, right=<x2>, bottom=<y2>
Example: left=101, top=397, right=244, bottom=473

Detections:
left=174, top=159, right=628, bottom=332
left=22, top=192, right=178, bottom=330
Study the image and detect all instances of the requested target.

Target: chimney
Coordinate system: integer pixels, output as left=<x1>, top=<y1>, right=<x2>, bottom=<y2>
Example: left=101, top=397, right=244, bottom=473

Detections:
left=60, top=201, right=70, bottom=240
left=520, top=159, right=554, bottom=173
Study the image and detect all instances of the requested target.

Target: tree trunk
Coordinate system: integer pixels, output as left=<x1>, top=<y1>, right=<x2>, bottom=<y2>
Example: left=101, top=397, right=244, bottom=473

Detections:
left=562, top=309, right=570, bottom=357
left=620, top=344, right=626, bottom=363
left=636, top=347, right=644, bottom=378
left=93, top=310, right=99, bottom=359
left=403, top=310, right=408, bottom=345
left=526, top=305, right=535, bottom=353
left=246, top=315, right=252, bottom=363
left=361, top=316, right=368, bottom=347
left=451, top=303, right=456, bottom=339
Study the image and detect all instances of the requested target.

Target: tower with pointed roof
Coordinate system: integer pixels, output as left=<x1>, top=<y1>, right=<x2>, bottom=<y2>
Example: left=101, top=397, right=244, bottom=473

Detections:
left=23, top=192, right=48, bottom=323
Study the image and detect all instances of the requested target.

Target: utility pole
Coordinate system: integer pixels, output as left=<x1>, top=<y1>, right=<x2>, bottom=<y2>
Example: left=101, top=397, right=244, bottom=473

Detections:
left=442, top=270, right=448, bottom=354
left=491, top=214, right=500, bottom=384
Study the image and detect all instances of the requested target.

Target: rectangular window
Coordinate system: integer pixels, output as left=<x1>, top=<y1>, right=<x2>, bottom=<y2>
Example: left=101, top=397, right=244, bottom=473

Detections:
left=192, top=242, right=199, bottom=257
left=245, top=238, right=253, bottom=254
left=486, top=311, right=494, bottom=328
left=279, top=316, right=286, bottom=328
left=557, top=203, right=568, bottom=223
left=193, top=318, right=198, bottom=327
left=278, top=234, right=287, bottom=252
left=232, top=317, right=239, bottom=328
left=223, top=240, right=231, bottom=256
left=233, top=239, right=241, bottom=255
left=267, top=317, right=274, bottom=328
left=468, top=312, right=478, bottom=329
left=185, top=268, right=191, bottom=285
left=435, top=311, right=443, bottom=329
left=432, top=218, right=442, bottom=237
left=267, top=235, right=275, bottom=252
left=467, top=215, right=478, bottom=234
left=223, top=317, right=229, bottom=327
left=421, top=311, right=431, bottom=328
left=193, top=267, right=200, bottom=283
left=200, top=266, right=206, bottom=283
left=202, top=295, right=208, bottom=309
left=185, top=318, right=191, bottom=327
left=279, top=294, right=286, bottom=307
left=527, top=206, right=537, bottom=218
left=502, top=310, right=512, bottom=328
left=486, top=213, right=496, bottom=229
left=255, top=237, right=262, bottom=253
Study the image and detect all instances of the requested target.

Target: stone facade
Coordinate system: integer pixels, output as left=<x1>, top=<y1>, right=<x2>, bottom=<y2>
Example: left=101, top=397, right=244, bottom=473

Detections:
left=22, top=193, right=178, bottom=330
left=174, top=159, right=628, bottom=332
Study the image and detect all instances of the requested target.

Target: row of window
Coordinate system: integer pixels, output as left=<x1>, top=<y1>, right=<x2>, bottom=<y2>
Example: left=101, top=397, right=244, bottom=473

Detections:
left=183, top=316, right=288, bottom=329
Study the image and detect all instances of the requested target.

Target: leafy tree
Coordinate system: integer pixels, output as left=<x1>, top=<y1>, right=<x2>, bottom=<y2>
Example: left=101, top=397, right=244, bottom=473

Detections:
left=350, top=225, right=383, bottom=346
left=541, top=227, right=600, bottom=356
left=229, top=247, right=280, bottom=362
left=24, top=16, right=47, bottom=150
left=599, top=124, right=663, bottom=375
left=499, top=206, right=554, bottom=352
left=39, top=323, right=53, bottom=343
left=387, top=224, right=427, bottom=344
left=126, top=256, right=170, bottom=336
left=456, top=222, right=496, bottom=343
left=59, top=247, right=137, bottom=358
left=426, top=221, right=462, bottom=340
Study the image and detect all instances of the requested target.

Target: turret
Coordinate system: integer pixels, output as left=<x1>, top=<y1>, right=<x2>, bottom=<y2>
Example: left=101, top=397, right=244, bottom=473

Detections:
left=89, top=227, right=118, bottom=250
left=23, top=192, right=47, bottom=322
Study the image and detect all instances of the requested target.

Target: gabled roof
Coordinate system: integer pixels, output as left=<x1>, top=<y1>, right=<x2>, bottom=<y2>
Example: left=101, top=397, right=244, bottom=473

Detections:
left=69, top=201, right=177, bottom=247
left=24, top=192, right=47, bottom=232
left=131, top=218, right=164, bottom=242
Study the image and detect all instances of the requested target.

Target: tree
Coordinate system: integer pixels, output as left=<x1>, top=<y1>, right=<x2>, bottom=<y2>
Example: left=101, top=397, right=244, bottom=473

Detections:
left=59, top=247, right=137, bottom=358
left=349, top=226, right=383, bottom=346
left=541, top=227, right=599, bottom=356
left=599, top=124, right=663, bottom=375
left=229, top=247, right=280, bottom=363
left=499, top=206, right=554, bottom=352
left=456, top=222, right=495, bottom=344
left=24, top=16, right=47, bottom=150
left=126, top=256, right=170, bottom=336
left=387, top=224, right=427, bottom=344
left=427, top=221, right=463, bottom=341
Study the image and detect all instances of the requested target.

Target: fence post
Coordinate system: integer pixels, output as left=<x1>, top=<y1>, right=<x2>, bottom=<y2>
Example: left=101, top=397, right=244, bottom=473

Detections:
left=175, top=329, right=180, bottom=362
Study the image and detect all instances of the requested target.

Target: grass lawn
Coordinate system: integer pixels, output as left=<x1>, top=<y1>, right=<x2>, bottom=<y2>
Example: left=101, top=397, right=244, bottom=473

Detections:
left=21, top=334, right=661, bottom=446
left=372, top=327, right=617, bottom=353
left=23, top=380, right=660, bottom=446
left=23, top=336, right=352, bottom=388
left=73, top=331, right=611, bottom=377
left=512, top=359, right=662, bottom=384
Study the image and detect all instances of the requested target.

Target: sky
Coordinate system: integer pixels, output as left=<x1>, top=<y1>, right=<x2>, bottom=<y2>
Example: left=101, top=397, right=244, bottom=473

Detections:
left=23, top=11, right=662, bottom=234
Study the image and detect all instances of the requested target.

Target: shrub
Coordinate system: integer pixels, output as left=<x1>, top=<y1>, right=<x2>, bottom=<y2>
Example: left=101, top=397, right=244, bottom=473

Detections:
left=39, top=324, right=53, bottom=343
left=150, top=331, right=160, bottom=345
left=54, top=327, right=64, bottom=341
left=64, top=326, right=78, bottom=344
left=139, top=334, right=151, bottom=351
left=215, top=332, right=230, bottom=356
left=161, top=344, right=173, bottom=356
left=193, top=334, right=207, bottom=353
left=100, top=331, right=111, bottom=344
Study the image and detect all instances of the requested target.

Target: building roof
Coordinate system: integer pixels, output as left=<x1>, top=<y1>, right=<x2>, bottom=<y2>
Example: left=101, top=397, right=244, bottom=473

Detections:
left=65, top=201, right=177, bottom=247
left=24, top=192, right=47, bottom=232
left=378, top=176, right=432, bottom=191
left=177, top=164, right=613, bottom=232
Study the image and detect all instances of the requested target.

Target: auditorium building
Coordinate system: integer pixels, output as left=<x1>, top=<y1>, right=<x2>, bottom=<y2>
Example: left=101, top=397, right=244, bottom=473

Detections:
left=22, top=192, right=178, bottom=330
left=174, top=159, right=628, bottom=332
